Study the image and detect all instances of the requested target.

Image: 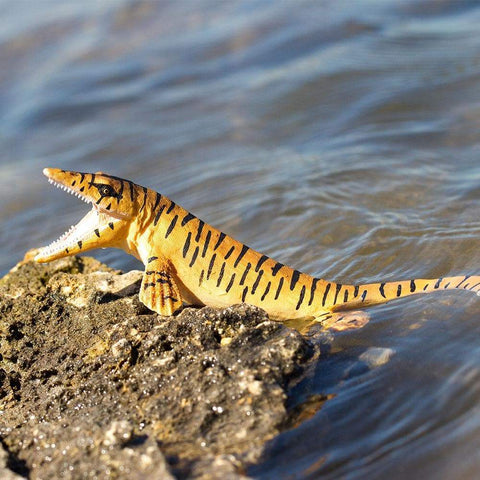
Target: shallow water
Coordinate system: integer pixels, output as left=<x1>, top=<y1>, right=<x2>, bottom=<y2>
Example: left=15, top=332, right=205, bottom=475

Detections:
left=2, top=0, right=480, bottom=478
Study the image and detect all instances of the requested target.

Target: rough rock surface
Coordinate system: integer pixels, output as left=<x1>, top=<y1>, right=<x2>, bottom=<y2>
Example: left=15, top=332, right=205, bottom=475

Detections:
left=0, top=257, right=318, bottom=479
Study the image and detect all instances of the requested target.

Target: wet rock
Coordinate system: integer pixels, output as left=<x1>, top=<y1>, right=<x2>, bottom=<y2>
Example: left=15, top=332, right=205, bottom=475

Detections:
left=102, top=420, right=134, bottom=447
left=0, top=443, right=26, bottom=480
left=110, top=338, right=133, bottom=363
left=0, top=256, right=317, bottom=479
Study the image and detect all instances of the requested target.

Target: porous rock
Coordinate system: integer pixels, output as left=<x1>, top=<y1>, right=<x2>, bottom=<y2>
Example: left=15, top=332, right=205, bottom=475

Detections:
left=0, top=256, right=316, bottom=479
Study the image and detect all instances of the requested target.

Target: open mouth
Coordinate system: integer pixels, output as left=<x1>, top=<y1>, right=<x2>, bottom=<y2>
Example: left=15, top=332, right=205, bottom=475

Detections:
left=35, top=177, right=116, bottom=261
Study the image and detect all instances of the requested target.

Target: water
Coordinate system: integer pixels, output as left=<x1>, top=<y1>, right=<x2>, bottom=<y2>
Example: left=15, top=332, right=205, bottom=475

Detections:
left=2, top=0, right=480, bottom=478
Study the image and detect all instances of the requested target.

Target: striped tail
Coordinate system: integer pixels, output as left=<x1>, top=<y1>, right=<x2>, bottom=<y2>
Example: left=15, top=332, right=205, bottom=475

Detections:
left=324, top=275, right=480, bottom=312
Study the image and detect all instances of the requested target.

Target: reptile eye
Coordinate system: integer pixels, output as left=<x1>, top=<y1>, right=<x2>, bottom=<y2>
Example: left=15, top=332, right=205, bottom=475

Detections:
left=98, top=185, right=115, bottom=196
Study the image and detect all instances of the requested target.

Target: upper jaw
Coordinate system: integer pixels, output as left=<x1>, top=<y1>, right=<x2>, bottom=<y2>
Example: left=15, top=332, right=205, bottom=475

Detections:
left=47, top=176, right=92, bottom=205
left=47, top=176, right=103, bottom=216
left=43, top=167, right=93, bottom=207
left=43, top=168, right=128, bottom=219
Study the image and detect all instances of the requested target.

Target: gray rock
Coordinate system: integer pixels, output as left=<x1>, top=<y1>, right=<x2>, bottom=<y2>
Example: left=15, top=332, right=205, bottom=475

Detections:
left=0, top=256, right=316, bottom=479
left=0, top=443, right=25, bottom=480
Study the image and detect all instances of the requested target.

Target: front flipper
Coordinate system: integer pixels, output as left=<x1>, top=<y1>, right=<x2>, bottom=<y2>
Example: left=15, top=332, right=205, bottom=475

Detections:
left=139, top=258, right=183, bottom=316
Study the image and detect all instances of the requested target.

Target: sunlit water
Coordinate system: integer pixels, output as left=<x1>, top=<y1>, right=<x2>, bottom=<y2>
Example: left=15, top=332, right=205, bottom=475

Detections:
left=2, top=1, right=480, bottom=478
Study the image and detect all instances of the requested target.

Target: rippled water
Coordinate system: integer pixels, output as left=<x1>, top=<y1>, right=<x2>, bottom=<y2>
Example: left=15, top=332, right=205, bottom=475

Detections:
left=2, top=1, right=480, bottom=478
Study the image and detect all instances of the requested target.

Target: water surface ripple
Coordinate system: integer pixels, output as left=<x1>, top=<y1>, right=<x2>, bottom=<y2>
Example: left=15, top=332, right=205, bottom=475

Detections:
left=2, top=1, right=480, bottom=478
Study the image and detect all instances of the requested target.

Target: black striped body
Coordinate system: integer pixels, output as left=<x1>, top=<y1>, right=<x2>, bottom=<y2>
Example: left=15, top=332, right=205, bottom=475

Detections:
left=134, top=188, right=480, bottom=320
left=35, top=168, right=480, bottom=321
left=132, top=189, right=324, bottom=319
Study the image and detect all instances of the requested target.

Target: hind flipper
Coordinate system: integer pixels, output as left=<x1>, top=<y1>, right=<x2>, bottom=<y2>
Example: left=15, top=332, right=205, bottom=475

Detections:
left=318, top=310, right=370, bottom=332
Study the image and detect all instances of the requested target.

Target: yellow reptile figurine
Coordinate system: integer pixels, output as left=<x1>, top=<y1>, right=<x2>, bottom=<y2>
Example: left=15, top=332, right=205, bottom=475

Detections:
left=34, top=168, right=480, bottom=322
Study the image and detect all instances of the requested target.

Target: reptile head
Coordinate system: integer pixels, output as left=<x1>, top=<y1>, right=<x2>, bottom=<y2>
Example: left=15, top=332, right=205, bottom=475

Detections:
left=35, top=168, right=141, bottom=262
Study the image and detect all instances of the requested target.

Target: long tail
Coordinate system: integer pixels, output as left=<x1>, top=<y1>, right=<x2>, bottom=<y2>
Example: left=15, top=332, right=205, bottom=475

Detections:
left=323, top=275, right=480, bottom=312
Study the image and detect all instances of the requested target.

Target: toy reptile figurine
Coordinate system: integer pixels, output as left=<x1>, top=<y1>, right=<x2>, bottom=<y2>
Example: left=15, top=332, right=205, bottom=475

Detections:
left=33, top=168, right=480, bottom=323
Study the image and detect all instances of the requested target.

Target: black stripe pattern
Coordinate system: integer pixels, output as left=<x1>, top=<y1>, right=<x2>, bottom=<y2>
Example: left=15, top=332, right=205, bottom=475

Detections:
left=296, top=285, right=306, bottom=310
left=322, top=283, right=331, bottom=307
left=309, top=278, right=319, bottom=306
left=183, top=232, right=191, bottom=258
left=234, top=245, right=249, bottom=268
left=239, top=263, right=251, bottom=286
left=165, top=215, right=178, bottom=238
